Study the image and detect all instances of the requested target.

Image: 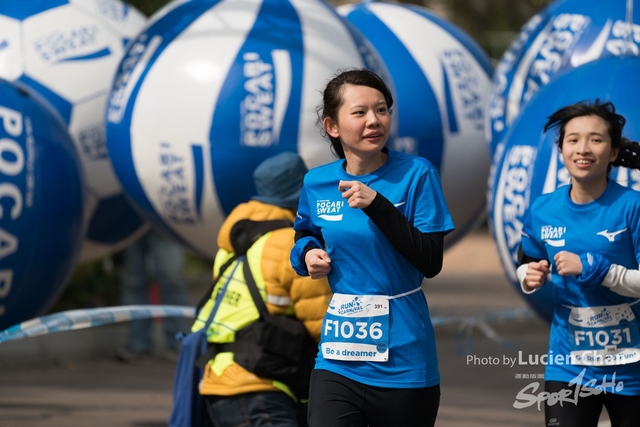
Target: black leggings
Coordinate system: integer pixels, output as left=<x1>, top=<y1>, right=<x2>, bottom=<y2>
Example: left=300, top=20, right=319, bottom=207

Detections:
left=545, top=381, right=640, bottom=427
left=307, top=369, right=440, bottom=427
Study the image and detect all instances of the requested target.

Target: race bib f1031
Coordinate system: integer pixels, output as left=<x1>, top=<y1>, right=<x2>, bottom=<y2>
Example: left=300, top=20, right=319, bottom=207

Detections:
left=568, top=303, right=640, bottom=366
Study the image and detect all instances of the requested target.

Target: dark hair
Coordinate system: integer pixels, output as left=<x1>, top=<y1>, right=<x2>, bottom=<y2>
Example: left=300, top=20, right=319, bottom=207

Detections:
left=543, top=99, right=640, bottom=171
left=317, top=69, right=393, bottom=159
left=613, top=137, right=640, bottom=170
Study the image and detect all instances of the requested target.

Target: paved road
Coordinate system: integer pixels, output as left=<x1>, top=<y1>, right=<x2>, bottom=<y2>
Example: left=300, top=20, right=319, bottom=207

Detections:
left=0, top=324, right=553, bottom=427
left=0, top=231, right=612, bottom=426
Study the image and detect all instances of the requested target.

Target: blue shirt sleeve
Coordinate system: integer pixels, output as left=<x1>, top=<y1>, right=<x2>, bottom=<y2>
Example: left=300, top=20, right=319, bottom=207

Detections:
left=412, top=169, right=455, bottom=234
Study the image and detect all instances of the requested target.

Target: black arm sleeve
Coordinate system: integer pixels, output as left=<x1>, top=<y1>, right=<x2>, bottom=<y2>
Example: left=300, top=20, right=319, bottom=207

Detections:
left=294, top=229, right=326, bottom=268
left=362, top=192, right=445, bottom=278
left=517, top=245, right=547, bottom=267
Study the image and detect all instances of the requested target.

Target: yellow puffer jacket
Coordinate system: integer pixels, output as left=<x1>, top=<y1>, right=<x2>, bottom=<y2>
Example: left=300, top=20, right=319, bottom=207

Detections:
left=199, top=200, right=331, bottom=396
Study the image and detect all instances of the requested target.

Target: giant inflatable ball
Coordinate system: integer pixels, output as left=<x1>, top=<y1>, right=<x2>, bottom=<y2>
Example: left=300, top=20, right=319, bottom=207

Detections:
left=489, top=56, right=640, bottom=322
left=105, top=0, right=393, bottom=259
left=338, top=1, right=494, bottom=247
left=0, top=79, right=85, bottom=330
left=487, top=0, right=640, bottom=155
left=0, top=0, right=148, bottom=262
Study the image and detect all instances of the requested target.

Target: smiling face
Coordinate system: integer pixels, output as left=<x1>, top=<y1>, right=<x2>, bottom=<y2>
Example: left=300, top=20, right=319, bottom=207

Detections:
left=323, top=84, right=391, bottom=162
left=560, top=115, right=619, bottom=190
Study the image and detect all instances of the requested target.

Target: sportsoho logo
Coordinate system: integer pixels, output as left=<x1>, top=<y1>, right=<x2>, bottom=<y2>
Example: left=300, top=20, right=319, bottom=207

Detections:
left=317, top=199, right=345, bottom=221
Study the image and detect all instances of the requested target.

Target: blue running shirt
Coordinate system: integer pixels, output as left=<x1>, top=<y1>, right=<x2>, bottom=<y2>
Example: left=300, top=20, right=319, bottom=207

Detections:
left=292, top=148, right=454, bottom=388
left=521, top=180, right=640, bottom=395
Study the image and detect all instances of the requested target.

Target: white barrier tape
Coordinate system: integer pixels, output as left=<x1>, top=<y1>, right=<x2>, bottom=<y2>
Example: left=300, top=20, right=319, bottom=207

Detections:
left=447, top=308, right=537, bottom=354
left=0, top=305, right=535, bottom=346
left=0, top=305, right=196, bottom=344
left=431, top=307, right=535, bottom=327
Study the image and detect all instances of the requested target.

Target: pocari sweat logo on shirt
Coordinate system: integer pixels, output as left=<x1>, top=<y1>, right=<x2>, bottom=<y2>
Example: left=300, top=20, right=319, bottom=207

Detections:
left=541, top=225, right=566, bottom=247
left=316, top=199, right=345, bottom=221
left=541, top=225, right=565, bottom=240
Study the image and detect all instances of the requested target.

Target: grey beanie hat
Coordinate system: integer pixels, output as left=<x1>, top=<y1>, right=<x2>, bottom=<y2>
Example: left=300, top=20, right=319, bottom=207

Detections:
left=251, top=152, right=308, bottom=209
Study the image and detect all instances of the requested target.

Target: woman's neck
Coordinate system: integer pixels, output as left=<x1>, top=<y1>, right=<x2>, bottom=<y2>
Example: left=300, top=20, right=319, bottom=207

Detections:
left=569, top=178, right=608, bottom=204
left=344, top=150, right=387, bottom=176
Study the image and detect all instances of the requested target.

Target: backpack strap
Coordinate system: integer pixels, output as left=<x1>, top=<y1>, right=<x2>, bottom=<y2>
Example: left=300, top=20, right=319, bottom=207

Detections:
left=195, top=254, right=238, bottom=315
left=199, top=258, right=243, bottom=332
left=229, top=219, right=292, bottom=318
left=242, top=259, right=270, bottom=319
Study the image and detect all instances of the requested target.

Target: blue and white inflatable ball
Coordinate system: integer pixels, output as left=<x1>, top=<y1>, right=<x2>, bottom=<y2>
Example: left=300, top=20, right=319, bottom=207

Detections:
left=338, top=1, right=493, bottom=247
left=0, top=79, right=85, bottom=330
left=487, top=0, right=640, bottom=155
left=0, top=0, right=148, bottom=262
left=489, top=56, right=640, bottom=322
left=105, top=0, right=391, bottom=259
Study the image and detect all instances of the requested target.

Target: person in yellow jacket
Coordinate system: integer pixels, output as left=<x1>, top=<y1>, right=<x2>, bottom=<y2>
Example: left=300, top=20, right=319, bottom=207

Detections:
left=192, top=152, right=331, bottom=427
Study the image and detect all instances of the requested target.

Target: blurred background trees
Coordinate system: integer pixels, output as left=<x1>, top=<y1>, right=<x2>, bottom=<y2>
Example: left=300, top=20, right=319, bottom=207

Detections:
left=128, top=0, right=553, bottom=59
